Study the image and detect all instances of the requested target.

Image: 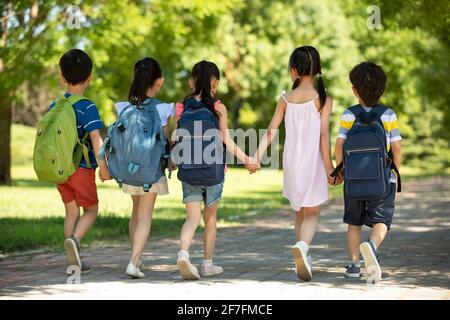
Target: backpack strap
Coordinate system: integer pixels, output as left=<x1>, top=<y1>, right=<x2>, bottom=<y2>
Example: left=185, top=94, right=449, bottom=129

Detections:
left=348, top=105, right=366, bottom=119
left=66, top=94, right=93, bottom=168
left=330, top=161, right=344, bottom=184
left=79, top=132, right=92, bottom=168
left=388, top=150, right=402, bottom=193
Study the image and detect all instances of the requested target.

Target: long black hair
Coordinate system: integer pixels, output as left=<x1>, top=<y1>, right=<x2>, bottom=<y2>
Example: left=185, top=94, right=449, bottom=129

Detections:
left=128, top=57, right=162, bottom=106
left=184, top=60, right=221, bottom=118
left=288, top=46, right=327, bottom=110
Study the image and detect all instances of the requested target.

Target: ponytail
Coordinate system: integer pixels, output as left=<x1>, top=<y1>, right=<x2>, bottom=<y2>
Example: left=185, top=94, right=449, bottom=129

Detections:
left=316, top=71, right=327, bottom=111
left=288, top=46, right=327, bottom=111
left=291, top=76, right=301, bottom=90
left=184, top=60, right=221, bottom=118
left=128, top=57, right=162, bottom=106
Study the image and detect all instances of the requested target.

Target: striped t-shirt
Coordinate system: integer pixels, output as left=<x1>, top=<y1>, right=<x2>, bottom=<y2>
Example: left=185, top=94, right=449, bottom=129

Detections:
left=338, top=105, right=402, bottom=182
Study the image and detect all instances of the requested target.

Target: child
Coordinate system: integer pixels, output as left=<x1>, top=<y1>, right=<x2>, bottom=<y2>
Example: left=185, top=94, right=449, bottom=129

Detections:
left=254, top=46, right=334, bottom=281
left=173, top=60, right=258, bottom=280
left=50, top=49, right=111, bottom=272
left=120, top=57, right=175, bottom=278
left=335, top=62, right=402, bottom=281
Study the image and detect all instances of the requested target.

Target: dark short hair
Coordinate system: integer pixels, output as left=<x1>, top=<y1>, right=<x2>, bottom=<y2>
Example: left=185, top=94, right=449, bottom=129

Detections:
left=349, top=62, right=386, bottom=106
left=59, top=49, right=93, bottom=85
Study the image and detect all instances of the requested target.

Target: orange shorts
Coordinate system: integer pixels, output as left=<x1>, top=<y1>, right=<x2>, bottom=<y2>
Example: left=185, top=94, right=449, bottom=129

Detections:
left=57, top=167, right=98, bottom=208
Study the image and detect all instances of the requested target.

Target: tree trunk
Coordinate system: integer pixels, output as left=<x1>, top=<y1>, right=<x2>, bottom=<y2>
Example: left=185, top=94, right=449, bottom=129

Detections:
left=0, top=102, right=12, bottom=185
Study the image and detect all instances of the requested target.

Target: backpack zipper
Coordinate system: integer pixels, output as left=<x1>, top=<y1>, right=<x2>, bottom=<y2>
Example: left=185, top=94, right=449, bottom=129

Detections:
left=346, top=148, right=381, bottom=156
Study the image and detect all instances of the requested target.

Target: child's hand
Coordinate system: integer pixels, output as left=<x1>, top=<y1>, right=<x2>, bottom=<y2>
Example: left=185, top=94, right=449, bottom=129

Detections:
left=326, top=167, right=335, bottom=185
left=334, top=171, right=344, bottom=185
left=327, top=169, right=344, bottom=186
left=245, top=157, right=260, bottom=174
left=99, top=168, right=112, bottom=182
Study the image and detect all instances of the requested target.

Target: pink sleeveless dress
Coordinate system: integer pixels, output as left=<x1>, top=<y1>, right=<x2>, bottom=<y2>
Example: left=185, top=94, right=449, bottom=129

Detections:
left=282, top=95, right=328, bottom=210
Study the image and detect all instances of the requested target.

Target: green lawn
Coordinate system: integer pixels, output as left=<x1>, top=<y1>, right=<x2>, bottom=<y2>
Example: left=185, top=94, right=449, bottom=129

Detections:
left=2, top=125, right=346, bottom=254
left=4, top=124, right=435, bottom=254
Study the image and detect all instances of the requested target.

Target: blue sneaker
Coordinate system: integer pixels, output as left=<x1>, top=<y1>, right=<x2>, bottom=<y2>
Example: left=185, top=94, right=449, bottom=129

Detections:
left=360, top=241, right=382, bottom=283
left=345, top=263, right=361, bottom=278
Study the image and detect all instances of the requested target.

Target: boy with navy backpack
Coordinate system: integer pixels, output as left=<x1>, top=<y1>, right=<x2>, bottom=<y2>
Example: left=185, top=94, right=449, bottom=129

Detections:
left=333, top=62, right=402, bottom=282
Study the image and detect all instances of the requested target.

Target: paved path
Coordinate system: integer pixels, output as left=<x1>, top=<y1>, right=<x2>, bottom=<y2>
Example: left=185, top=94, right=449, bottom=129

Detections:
left=1, top=177, right=449, bottom=300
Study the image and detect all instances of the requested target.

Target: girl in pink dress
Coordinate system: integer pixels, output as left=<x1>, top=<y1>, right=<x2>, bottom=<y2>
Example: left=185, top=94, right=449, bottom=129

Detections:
left=255, top=46, right=335, bottom=281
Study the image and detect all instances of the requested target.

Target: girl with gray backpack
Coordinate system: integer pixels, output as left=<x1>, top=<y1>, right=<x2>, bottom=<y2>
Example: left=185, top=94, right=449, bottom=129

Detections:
left=99, top=57, right=174, bottom=278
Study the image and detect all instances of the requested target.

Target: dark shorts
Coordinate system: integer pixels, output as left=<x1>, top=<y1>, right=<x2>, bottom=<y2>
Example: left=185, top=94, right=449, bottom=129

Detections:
left=343, top=183, right=396, bottom=229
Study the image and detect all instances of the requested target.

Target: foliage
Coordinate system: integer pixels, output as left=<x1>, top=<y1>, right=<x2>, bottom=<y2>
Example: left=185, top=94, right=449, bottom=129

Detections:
left=1, top=0, right=449, bottom=178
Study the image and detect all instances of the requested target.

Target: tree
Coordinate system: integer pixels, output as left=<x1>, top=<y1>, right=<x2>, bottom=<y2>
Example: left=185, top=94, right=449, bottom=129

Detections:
left=0, top=0, right=236, bottom=185
left=0, top=1, right=73, bottom=185
left=339, top=0, right=450, bottom=171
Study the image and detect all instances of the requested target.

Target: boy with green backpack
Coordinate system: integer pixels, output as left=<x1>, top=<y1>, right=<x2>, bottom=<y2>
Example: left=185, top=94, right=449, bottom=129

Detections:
left=33, top=49, right=111, bottom=273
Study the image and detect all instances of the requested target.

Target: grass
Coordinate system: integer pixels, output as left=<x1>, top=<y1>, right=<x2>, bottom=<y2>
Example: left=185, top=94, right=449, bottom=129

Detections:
left=2, top=124, right=437, bottom=254
left=3, top=125, right=330, bottom=254
left=1, top=164, right=299, bottom=253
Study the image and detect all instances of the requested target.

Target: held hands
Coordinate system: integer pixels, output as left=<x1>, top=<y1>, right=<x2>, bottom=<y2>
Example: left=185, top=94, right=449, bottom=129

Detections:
left=327, top=167, right=344, bottom=185
left=245, top=156, right=261, bottom=174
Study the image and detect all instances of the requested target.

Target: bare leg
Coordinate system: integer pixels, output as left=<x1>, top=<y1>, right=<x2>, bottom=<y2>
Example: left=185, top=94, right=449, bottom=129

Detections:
left=370, top=223, right=388, bottom=248
left=73, top=205, right=98, bottom=241
left=180, top=202, right=202, bottom=252
left=294, top=209, right=304, bottom=241
left=203, top=203, right=219, bottom=260
left=299, top=206, right=320, bottom=245
left=130, top=193, right=157, bottom=266
left=129, top=195, right=139, bottom=245
left=64, top=200, right=80, bottom=239
left=347, top=225, right=362, bottom=263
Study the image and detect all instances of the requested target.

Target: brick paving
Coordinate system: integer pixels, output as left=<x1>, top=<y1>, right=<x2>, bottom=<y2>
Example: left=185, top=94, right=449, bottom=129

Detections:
left=0, top=177, right=449, bottom=299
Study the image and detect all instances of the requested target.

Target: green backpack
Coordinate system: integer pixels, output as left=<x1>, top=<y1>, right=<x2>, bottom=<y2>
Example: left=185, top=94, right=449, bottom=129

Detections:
left=33, top=94, right=91, bottom=184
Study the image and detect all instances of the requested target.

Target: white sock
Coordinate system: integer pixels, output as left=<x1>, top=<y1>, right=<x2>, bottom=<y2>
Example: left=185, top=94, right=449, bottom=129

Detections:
left=296, top=241, right=309, bottom=253
left=370, top=239, right=378, bottom=250
left=178, top=250, right=189, bottom=260
left=202, top=259, right=213, bottom=267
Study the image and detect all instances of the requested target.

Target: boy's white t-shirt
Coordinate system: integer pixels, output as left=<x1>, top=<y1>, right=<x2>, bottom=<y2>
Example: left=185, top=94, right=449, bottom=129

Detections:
left=114, top=101, right=175, bottom=127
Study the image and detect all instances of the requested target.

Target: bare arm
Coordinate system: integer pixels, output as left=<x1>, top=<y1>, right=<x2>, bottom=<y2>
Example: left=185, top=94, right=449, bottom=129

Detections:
left=216, top=103, right=250, bottom=164
left=333, top=137, right=345, bottom=185
left=319, top=97, right=334, bottom=177
left=90, top=129, right=111, bottom=181
left=335, top=138, right=345, bottom=166
left=390, top=140, right=402, bottom=170
left=254, top=97, right=286, bottom=162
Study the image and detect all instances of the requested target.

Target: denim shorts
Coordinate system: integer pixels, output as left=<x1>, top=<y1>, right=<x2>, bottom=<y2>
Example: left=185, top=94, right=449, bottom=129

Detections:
left=344, top=183, right=396, bottom=229
left=182, top=181, right=224, bottom=207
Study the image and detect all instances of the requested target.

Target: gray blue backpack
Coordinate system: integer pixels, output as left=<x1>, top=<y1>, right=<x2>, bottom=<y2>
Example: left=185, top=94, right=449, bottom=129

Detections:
left=99, top=98, right=170, bottom=192
left=331, top=104, right=401, bottom=200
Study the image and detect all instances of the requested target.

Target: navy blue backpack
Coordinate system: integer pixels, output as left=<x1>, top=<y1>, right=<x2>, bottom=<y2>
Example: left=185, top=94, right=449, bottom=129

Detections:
left=331, top=105, right=401, bottom=200
left=173, top=97, right=225, bottom=186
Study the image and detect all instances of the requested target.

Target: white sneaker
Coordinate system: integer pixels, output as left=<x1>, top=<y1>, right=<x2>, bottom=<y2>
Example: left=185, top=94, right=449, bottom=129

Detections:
left=200, top=264, right=224, bottom=277
left=291, top=244, right=312, bottom=281
left=64, top=237, right=81, bottom=268
left=360, top=241, right=382, bottom=283
left=177, top=251, right=200, bottom=280
left=126, top=262, right=145, bottom=279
